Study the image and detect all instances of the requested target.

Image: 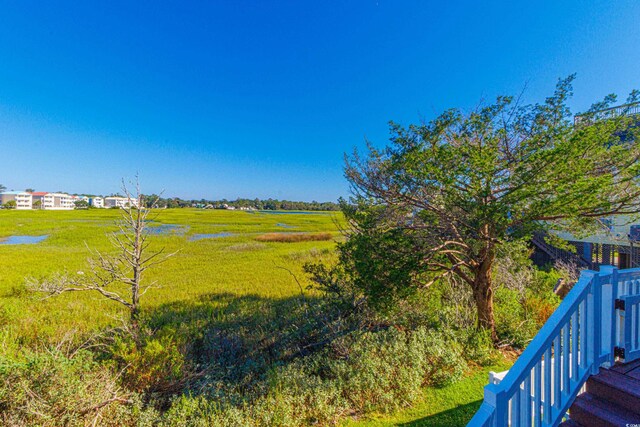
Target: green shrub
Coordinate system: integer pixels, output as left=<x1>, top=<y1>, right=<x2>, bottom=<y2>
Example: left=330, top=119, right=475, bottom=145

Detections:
left=111, top=334, right=187, bottom=394
left=461, top=328, right=499, bottom=366
left=255, top=366, right=347, bottom=426
left=0, top=349, right=151, bottom=426
left=158, top=395, right=220, bottom=427
left=322, top=327, right=466, bottom=414
left=494, top=286, right=539, bottom=348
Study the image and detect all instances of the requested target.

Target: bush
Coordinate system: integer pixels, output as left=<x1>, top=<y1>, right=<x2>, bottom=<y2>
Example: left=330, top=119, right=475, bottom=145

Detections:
left=149, top=320, right=469, bottom=427
left=494, top=286, right=539, bottom=348
left=0, top=349, right=152, bottom=426
left=110, top=334, right=188, bottom=394
left=461, top=328, right=499, bottom=366
left=312, top=327, right=466, bottom=415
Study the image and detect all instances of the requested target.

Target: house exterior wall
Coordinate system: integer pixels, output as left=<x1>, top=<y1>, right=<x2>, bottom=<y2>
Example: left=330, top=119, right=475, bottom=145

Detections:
left=544, top=214, right=640, bottom=269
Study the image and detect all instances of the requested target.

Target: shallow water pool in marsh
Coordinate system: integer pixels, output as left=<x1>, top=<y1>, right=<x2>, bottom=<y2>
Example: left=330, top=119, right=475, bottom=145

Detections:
left=146, top=224, right=190, bottom=235
left=0, top=235, right=48, bottom=245
left=189, top=232, right=235, bottom=241
left=276, top=223, right=295, bottom=228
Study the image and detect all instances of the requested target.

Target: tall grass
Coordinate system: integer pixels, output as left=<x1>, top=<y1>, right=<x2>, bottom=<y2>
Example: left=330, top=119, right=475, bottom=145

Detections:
left=255, top=232, right=334, bottom=243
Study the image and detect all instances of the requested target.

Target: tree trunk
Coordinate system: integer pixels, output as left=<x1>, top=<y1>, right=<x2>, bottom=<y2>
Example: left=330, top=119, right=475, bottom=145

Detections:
left=473, top=243, right=498, bottom=344
left=130, top=305, right=141, bottom=346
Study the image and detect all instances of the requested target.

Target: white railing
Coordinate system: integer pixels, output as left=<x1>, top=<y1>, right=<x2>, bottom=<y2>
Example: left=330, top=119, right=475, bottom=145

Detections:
left=468, top=266, right=640, bottom=426
left=574, top=102, right=640, bottom=125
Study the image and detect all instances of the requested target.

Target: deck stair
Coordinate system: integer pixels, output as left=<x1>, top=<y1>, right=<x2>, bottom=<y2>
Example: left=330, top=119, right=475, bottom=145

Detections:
left=531, top=232, right=593, bottom=269
left=563, top=362, right=640, bottom=426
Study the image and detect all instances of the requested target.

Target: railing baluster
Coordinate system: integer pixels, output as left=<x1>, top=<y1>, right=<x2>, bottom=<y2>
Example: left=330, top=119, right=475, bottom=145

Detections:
left=521, top=375, right=531, bottom=426
left=571, top=311, right=578, bottom=383
left=512, top=391, right=520, bottom=427
left=629, top=302, right=634, bottom=354
left=562, top=322, right=570, bottom=403
left=554, top=334, right=561, bottom=410
left=579, top=298, right=587, bottom=369
left=609, top=266, right=619, bottom=363
left=544, top=347, right=552, bottom=424
left=592, top=273, right=602, bottom=370
left=534, top=360, right=542, bottom=427
left=635, top=303, right=639, bottom=352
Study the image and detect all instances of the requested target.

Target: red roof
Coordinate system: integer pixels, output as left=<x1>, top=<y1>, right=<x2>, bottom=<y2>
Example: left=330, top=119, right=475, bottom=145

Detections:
left=30, top=192, right=48, bottom=196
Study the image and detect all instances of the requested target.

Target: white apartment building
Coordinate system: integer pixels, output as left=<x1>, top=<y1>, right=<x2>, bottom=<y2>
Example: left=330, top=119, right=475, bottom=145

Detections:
left=30, top=192, right=48, bottom=208
left=104, top=196, right=139, bottom=209
left=34, top=192, right=74, bottom=210
left=89, top=197, right=104, bottom=208
left=1, top=189, right=141, bottom=211
left=69, top=195, right=86, bottom=203
left=0, top=191, right=33, bottom=209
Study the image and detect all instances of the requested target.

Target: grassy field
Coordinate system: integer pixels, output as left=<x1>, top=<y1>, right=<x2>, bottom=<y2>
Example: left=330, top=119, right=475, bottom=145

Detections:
left=1, top=208, right=509, bottom=426
left=0, top=208, right=343, bottom=352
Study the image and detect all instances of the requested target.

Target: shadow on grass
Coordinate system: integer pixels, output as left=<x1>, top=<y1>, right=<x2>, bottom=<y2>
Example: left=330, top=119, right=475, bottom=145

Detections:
left=140, top=292, right=341, bottom=396
left=119, top=293, right=490, bottom=426
left=398, top=400, right=482, bottom=426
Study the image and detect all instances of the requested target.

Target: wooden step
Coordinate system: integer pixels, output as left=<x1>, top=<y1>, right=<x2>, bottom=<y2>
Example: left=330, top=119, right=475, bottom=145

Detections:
left=559, top=419, right=582, bottom=427
left=569, top=392, right=640, bottom=427
left=586, top=367, right=640, bottom=414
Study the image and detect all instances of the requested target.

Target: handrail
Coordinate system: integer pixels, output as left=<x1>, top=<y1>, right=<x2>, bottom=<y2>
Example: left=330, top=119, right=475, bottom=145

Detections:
left=493, top=273, right=593, bottom=397
left=531, top=233, right=592, bottom=269
left=468, top=266, right=640, bottom=426
left=574, top=101, right=640, bottom=125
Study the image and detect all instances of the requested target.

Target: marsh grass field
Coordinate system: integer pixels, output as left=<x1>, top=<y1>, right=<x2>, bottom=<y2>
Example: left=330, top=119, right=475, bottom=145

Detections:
left=0, top=208, right=510, bottom=426
left=0, top=208, right=342, bottom=353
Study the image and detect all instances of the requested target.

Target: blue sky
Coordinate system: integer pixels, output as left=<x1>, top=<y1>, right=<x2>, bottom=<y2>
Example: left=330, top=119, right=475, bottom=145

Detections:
left=1, top=1, right=639, bottom=201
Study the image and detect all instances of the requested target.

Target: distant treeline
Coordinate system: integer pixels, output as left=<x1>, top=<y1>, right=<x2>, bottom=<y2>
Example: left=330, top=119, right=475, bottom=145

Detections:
left=139, top=195, right=340, bottom=211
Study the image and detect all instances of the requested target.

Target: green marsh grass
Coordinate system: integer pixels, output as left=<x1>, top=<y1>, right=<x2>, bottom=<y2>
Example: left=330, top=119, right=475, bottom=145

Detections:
left=0, top=208, right=506, bottom=426
left=0, top=208, right=343, bottom=351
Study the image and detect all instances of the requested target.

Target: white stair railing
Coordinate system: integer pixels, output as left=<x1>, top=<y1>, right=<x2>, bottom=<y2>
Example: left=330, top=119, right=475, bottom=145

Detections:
left=468, top=266, right=640, bottom=427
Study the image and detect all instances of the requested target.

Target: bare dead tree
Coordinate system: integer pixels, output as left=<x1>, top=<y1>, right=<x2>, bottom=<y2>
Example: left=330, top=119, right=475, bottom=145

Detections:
left=552, top=258, right=581, bottom=299
left=27, top=178, right=177, bottom=338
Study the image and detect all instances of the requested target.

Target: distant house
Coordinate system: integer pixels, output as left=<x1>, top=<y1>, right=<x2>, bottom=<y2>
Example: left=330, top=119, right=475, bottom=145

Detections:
left=89, top=197, right=104, bottom=208
left=0, top=191, right=33, bottom=209
left=532, top=102, right=640, bottom=270
left=104, top=196, right=139, bottom=209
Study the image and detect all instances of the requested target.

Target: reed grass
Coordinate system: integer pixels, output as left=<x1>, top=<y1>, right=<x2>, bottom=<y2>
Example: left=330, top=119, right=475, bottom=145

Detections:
left=255, top=232, right=333, bottom=243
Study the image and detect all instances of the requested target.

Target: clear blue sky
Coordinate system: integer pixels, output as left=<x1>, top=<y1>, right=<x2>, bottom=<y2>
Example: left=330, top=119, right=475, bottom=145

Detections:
left=1, top=1, right=639, bottom=201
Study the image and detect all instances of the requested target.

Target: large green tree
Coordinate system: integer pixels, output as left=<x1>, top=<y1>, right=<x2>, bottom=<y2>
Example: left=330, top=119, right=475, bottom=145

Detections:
left=342, top=77, right=640, bottom=342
